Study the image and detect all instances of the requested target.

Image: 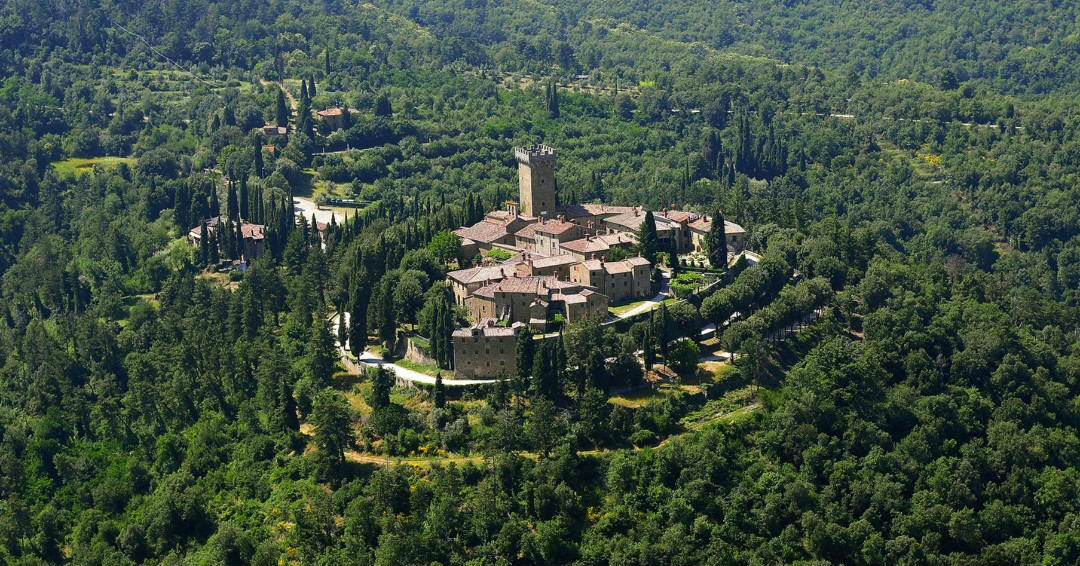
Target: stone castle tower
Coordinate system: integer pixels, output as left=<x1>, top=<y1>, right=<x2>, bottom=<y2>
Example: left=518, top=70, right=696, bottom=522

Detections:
left=515, top=145, right=556, bottom=217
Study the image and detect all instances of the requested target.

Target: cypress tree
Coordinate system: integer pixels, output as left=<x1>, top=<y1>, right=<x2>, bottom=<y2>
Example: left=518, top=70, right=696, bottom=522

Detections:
left=208, top=226, right=220, bottom=264
left=308, top=76, right=316, bottom=98
left=209, top=185, right=220, bottom=217
left=198, top=220, right=209, bottom=266
left=707, top=208, right=727, bottom=268
left=337, top=306, right=347, bottom=348
left=378, top=277, right=396, bottom=351
left=307, top=316, right=337, bottom=388
left=325, top=48, right=331, bottom=75
left=369, top=367, right=391, bottom=410
left=253, top=137, right=264, bottom=177
left=434, top=373, right=446, bottom=409
left=642, top=326, right=656, bottom=369
left=516, top=326, right=535, bottom=378
left=348, top=277, right=368, bottom=358
left=654, top=303, right=670, bottom=362
left=239, top=176, right=249, bottom=220
left=531, top=341, right=555, bottom=400
left=636, top=210, right=660, bottom=265
left=227, top=181, right=238, bottom=219
left=275, top=88, right=289, bottom=128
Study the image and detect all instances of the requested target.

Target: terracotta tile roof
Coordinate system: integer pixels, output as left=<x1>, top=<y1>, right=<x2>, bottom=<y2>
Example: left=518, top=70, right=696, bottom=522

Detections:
left=578, top=259, right=604, bottom=271
left=576, top=257, right=650, bottom=275
left=241, top=223, right=266, bottom=240
left=560, top=232, right=637, bottom=254
left=190, top=217, right=265, bottom=240
left=688, top=216, right=746, bottom=234
left=660, top=210, right=697, bottom=223
left=472, top=284, right=497, bottom=299
left=496, top=276, right=554, bottom=294
left=317, top=107, right=360, bottom=118
left=514, top=223, right=542, bottom=240
left=533, top=220, right=579, bottom=236
left=604, top=211, right=649, bottom=231
left=581, top=203, right=636, bottom=216
left=447, top=263, right=521, bottom=285
left=558, top=204, right=594, bottom=219
left=452, top=319, right=521, bottom=337
left=557, top=292, right=588, bottom=304
left=532, top=254, right=578, bottom=268
left=454, top=220, right=510, bottom=244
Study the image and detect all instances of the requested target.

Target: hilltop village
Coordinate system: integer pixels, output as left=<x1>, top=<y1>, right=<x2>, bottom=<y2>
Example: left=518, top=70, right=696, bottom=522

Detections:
left=446, top=145, right=745, bottom=378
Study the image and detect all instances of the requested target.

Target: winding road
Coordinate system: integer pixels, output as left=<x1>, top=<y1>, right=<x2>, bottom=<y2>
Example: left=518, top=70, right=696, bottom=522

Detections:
left=332, top=312, right=500, bottom=387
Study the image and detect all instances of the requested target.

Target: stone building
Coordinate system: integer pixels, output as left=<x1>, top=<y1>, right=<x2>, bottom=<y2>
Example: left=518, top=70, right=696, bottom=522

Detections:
left=453, top=209, right=535, bottom=253
left=559, top=232, right=638, bottom=261
left=465, top=276, right=607, bottom=327
left=452, top=319, right=523, bottom=379
left=315, top=107, right=358, bottom=130
left=570, top=257, right=653, bottom=303
left=688, top=214, right=746, bottom=256
left=530, top=217, right=583, bottom=256
left=446, top=261, right=524, bottom=306
left=188, top=217, right=266, bottom=263
left=516, top=254, right=578, bottom=279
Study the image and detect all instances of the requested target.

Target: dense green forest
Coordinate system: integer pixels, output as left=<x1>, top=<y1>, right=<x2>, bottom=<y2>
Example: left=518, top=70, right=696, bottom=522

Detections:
left=1, top=0, right=1080, bottom=564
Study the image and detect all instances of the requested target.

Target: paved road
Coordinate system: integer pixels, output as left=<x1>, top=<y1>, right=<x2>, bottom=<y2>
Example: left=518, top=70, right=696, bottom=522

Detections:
left=294, top=197, right=343, bottom=226
left=332, top=312, right=500, bottom=386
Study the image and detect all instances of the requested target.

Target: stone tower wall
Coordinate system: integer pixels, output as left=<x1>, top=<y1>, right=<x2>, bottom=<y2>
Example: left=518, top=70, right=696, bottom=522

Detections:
left=515, top=145, right=557, bottom=217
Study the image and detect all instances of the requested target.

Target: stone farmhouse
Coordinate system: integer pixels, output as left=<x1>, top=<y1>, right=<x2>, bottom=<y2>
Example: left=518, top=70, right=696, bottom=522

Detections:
left=452, top=319, right=524, bottom=379
left=569, top=257, right=652, bottom=303
left=315, top=107, right=359, bottom=130
left=689, top=214, right=746, bottom=256
left=188, top=217, right=266, bottom=263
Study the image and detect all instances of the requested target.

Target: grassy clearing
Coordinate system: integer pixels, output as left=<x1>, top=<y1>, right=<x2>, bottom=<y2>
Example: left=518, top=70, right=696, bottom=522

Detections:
left=393, top=359, right=444, bottom=378
left=52, top=156, right=136, bottom=177
left=608, top=385, right=680, bottom=408
left=608, top=298, right=651, bottom=316
left=680, top=385, right=760, bottom=430
left=346, top=451, right=485, bottom=469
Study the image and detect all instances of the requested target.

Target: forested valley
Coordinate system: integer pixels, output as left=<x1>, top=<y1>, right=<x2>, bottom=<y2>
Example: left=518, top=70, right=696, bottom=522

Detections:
left=1, top=1, right=1080, bottom=564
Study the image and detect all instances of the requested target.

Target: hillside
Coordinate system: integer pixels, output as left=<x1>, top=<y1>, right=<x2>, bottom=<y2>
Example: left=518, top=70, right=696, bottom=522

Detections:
left=0, top=1, right=1079, bottom=565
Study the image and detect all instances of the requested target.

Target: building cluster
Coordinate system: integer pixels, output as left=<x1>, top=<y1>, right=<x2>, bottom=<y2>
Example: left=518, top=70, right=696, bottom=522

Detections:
left=449, top=145, right=746, bottom=378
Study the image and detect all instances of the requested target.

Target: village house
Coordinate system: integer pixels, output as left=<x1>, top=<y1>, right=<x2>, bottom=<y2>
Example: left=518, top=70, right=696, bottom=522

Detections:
left=446, top=261, right=525, bottom=306
left=261, top=125, right=288, bottom=138
left=569, top=257, right=653, bottom=303
left=516, top=253, right=578, bottom=279
left=465, top=275, right=607, bottom=328
left=688, top=214, right=746, bottom=256
left=188, top=217, right=266, bottom=263
left=529, top=217, right=583, bottom=256
left=452, top=319, right=523, bottom=379
left=453, top=208, right=535, bottom=253
left=559, top=232, right=638, bottom=261
left=315, top=107, right=359, bottom=131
